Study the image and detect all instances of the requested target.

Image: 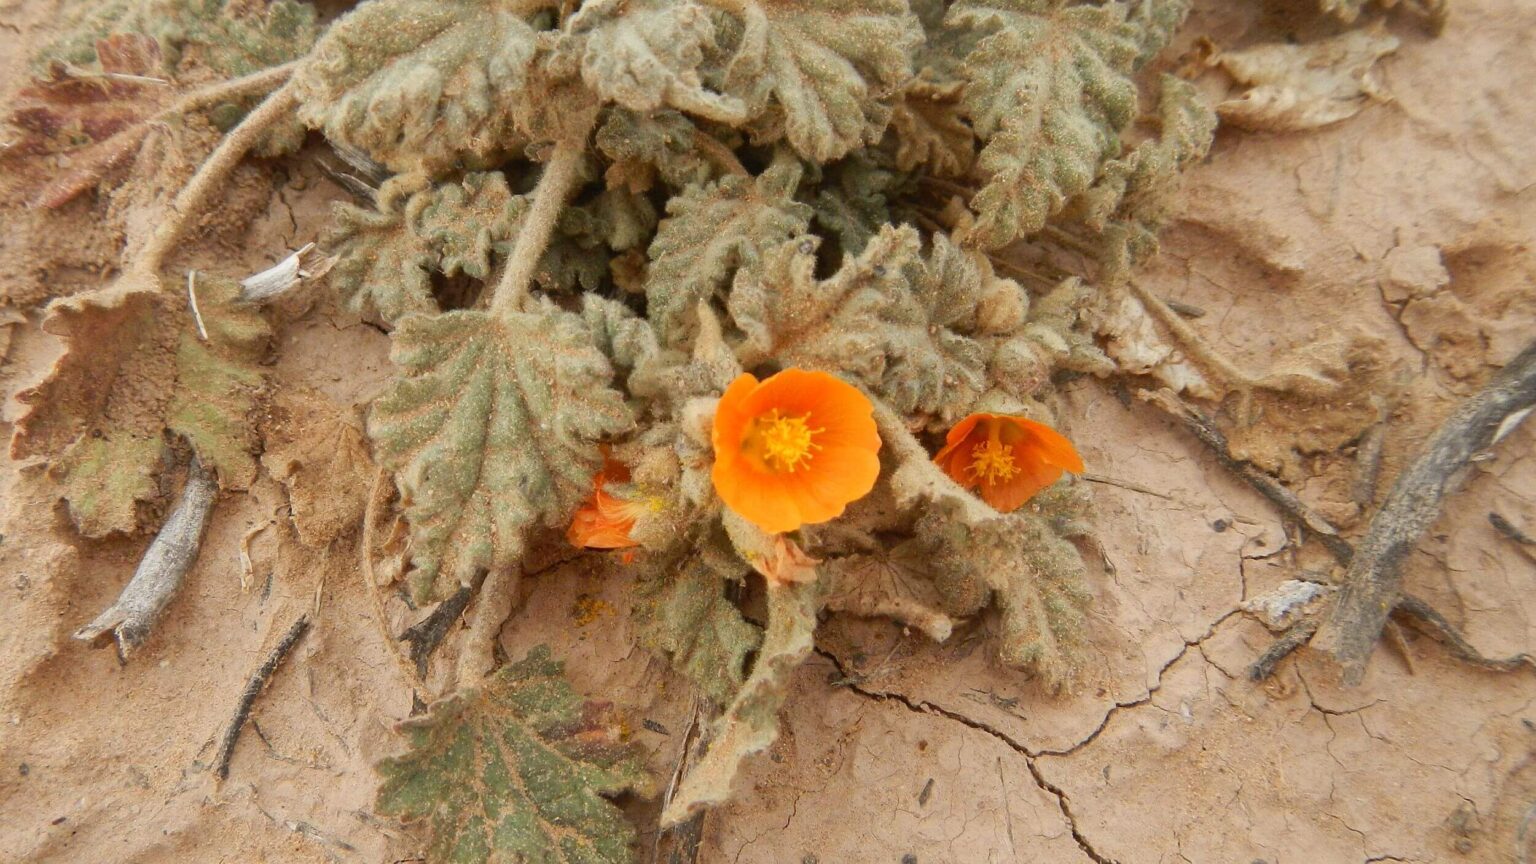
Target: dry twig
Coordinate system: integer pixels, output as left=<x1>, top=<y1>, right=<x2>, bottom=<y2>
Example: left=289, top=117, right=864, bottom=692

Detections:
left=1312, top=342, right=1536, bottom=683
left=213, top=614, right=311, bottom=780
left=1138, top=388, right=1355, bottom=563
left=74, top=456, right=219, bottom=657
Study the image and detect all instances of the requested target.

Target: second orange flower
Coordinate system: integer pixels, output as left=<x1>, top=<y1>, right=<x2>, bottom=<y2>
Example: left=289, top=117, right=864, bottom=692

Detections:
left=711, top=369, right=881, bottom=534
left=934, top=412, right=1084, bottom=513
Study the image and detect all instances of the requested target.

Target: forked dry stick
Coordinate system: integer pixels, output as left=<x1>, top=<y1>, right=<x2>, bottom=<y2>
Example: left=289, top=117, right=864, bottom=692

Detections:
left=1312, top=341, right=1536, bottom=683
left=213, top=614, right=311, bottom=780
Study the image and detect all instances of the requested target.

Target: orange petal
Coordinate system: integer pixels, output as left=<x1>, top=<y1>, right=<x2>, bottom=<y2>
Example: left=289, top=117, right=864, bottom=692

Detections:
left=980, top=453, right=1063, bottom=513
left=1008, top=416, right=1085, bottom=474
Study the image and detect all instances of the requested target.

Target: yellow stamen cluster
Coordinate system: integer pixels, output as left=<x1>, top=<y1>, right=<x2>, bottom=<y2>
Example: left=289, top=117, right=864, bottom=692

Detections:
left=968, top=439, right=1019, bottom=484
left=746, top=410, right=823, bottom=473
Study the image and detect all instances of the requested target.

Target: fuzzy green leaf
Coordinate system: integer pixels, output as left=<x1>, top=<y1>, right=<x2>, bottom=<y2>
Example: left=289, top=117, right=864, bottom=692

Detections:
left=327, top=173, right=525, bottom=325
left=369, top=304, right=633, bottom=603
left=556, top=0, right=746, bottom=123
left=10, top=277, right=269, bottom=536
left=376, top=645, right=647, bottom=864
left=721, top=0, right=923, bottom=162
left=39, top=0, right=317, bottom=78
left=1128, top=0, right=1192, bottom=67
left=809, top=154, right=897, bottom=258
left=643, top=161, right=811, bottom=348
left=293, top=0, right=537, bottom=174
left=949, top=0, right=1140, bottom=248
left=595, top=108, right=715, bottom=192
left=727, top=224, right=991, bottom=425
left=633, top=547, right=762, bottom=707
left=661, top=577, right=820, bottom=826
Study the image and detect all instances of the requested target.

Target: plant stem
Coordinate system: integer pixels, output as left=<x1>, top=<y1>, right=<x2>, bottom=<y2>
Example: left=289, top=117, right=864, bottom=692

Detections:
left=490, top=119, right=597, bottom=317
left=134, top=73, right=299, bottom=280
left=457, top=566, right=521, bottom=689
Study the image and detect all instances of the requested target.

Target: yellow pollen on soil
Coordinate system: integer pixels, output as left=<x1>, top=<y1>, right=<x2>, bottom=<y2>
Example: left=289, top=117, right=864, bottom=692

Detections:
left=968, top=439, right=1019, bottom=485
left=746, top=409, right=824, bottom=473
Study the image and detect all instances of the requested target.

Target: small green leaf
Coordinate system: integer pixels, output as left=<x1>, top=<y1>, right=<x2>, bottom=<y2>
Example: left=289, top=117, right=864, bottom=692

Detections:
left=293, top=0, right=538, bottom=174
left=721, top=0, right=923, bottom=162
left=595, top=108, right=715, bottom=191
left=327, top=173, right=526, bottom=325
left=369, top=304, right=633, bottom=603
left=633, top=546, right=762, bottom=707
left=727, top=224, right=990, bottom=425
left=643, top=160, right=810, bottom=348
left=376, top=646, right=648, bottom=864
left=661, top=577, right=820, bottom=826
left=809, top=153, right=897, bottom=258
left=556, top=0, right=745, bottom=123
left=948, top=0, right=1140, bottom=248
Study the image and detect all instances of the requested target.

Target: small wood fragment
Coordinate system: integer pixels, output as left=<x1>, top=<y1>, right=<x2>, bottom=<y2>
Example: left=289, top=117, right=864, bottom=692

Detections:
left=213, top=614, right=311, bottom=780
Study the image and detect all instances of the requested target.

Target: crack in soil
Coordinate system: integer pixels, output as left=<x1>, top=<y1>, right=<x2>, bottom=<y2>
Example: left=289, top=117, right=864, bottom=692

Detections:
left=812, top=609, right=1243, bottom=864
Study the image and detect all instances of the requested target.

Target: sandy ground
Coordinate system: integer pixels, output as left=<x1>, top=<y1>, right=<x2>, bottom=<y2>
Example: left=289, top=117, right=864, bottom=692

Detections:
left=1, top=0, right=1534, bottom=862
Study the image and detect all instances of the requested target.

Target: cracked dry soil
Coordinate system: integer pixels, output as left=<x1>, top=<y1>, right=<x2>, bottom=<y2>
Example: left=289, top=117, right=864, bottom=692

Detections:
left=2, top=0, right=1536, bottom=862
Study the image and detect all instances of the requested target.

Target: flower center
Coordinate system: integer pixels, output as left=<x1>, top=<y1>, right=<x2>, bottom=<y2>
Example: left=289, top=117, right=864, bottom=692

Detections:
left=968, top=439, right=1019, bottom=485
left=746, top=409, right=823, bottom=473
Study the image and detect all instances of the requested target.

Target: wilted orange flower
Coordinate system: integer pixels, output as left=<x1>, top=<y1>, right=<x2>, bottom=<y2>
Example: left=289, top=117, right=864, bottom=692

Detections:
left=934, top=413, right=1084, bottom=512
left=711, top=369, right=881, bottom=534
left=567, top=455, right=646, bottom=551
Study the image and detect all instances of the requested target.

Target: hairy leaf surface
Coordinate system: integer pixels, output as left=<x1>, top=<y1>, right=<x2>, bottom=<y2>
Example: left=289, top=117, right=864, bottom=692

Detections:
left=643, top=161, right=810, bottom=347
left=369, top=305, right=632, bottom=603
left=662, top=577, right=820, bottom=825
left=41, top=0, right=317, bottom=77
left=376, top=646, right=647, bottom=864
left=949, top=0, right=1140, bottom=248
left=633, top=547, right=762, bottom=707
left=728, top=224, right=992, bottom=424
left=294, top=0, right=537, bottom=174
left=722, top=0, right=923, bottom=161
left=557, top=0, right=745, bottom=123
left=327, top=173, right=526, bottom=325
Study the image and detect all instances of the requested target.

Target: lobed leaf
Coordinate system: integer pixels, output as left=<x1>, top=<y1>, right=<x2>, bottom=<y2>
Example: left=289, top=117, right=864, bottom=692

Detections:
left=632, top=545, right=762, bottom=707
left=661, top=577, right=821, bottom=826
left=727, top=224, right=993, bottom=425
left=643, top=160, right=811, bottom=348
left=326, top=172, right=526, bottom=326
left=948, top=0, right=1140, bottom=248
left=822, top=540, right=955, bottom=641
left=369, top=304, right=633, bottom=603
left=293, top=0, right=538, bottom=175
left=721, top=0, right=923, bottom=162
left=887, top=78, right=975, bottom=178
left=376, top=646, right=647, bottom=864
left=556, top=0, right=746, bottom=124
left=39, top=0, right=317, bottom=78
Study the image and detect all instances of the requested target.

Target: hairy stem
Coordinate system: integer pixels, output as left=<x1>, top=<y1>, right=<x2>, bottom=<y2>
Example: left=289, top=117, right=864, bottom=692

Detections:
left=74, top=456, right=218, bottom=657
left=133, top=74, right=299, bottom=280
left=489, top=119, right=597, bottom=316
left=1311, top=341, right=1536, bottom=684
left=457, top=566, right=521, bottom=689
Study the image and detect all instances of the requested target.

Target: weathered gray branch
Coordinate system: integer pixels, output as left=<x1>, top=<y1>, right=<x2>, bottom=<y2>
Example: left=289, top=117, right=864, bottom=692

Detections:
left=74, top=456, right=218, bottom=657
left=1311, top=341, right=1536, bottom=684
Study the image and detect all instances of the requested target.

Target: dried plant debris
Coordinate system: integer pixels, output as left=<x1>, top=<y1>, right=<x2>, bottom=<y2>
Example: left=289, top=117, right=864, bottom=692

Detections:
left=10, top=277, right=269, bottom=536
left=1214, top=29, right=1400, bottom=132
left=261, top=390, right=375, bottom=549
left=4, top=1, right=316, bottom=208
left=375, top=646, right=648, bottom=864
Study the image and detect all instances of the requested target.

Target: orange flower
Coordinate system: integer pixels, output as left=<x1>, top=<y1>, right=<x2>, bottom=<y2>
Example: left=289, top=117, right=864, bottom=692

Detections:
left=933, top=413, right=1084, bottom=512
left=567, top=456, right=646, bottom=551
left=711, top=369, right=881, bottom=534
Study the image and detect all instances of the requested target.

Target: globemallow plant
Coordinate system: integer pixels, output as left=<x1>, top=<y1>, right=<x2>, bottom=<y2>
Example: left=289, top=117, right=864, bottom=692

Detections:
left=13, top=0, right=1430, bottom=860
